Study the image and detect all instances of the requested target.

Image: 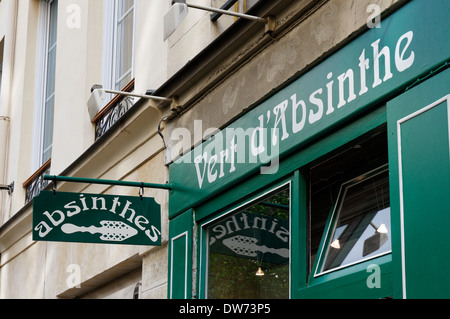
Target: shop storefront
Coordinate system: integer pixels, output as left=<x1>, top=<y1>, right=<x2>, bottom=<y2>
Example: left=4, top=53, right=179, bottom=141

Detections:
left=168, top=0, right=450, bottom=299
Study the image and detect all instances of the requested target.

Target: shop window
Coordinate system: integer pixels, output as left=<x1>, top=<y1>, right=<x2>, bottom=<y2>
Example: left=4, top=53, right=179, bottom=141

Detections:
left=317, top=166, right=390, bottom=274
left=206, top=186, right=290, bottom=299
left=308, top=129, right=390, bottom=276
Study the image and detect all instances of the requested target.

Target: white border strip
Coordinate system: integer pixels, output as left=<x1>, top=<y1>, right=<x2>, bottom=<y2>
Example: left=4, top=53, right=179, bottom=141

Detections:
left=170, top=231, right=189, bottom=299
left=396, top=94, right=450, bottom=299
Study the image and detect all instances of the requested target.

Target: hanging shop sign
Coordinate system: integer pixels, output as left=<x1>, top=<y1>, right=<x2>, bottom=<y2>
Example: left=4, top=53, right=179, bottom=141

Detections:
left=33, top=191, right=161, bottom=246
left=169, top=0, right=450, bottom=218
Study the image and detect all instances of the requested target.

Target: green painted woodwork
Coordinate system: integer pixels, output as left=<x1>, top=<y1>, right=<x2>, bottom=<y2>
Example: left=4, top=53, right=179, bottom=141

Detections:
left=191, top=107, right=389, bottom=299
left=301, top=255, right=393, bottom=299
left=167, top=0, right=450, bottom=299
left=168, top=209, right=193, bottom=299
left=169, top=0, right=450, bottom=219
left=387, top=68, right=450, bottom=299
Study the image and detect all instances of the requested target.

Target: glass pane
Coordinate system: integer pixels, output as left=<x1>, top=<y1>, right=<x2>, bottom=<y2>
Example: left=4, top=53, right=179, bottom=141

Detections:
left=48, top=0, right=58, bottom=47
left=42, top=0, right=58, bottom=164
left=309, top=130, right=389, bottom=274
left=114, top=0, right=134, bottom=90
left=42, top=95, right=55, bottom=163
left=117, top=0, right=134, bottom=16
left=321, top=167, right=391, bottom=273
left=46, top=46, right=56, bottom=97
left=207, top=187, right=290, bottom=299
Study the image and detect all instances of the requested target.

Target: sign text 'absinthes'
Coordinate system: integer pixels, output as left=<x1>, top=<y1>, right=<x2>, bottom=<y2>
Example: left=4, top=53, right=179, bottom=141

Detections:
left=33, top=191, right=161, bottom=246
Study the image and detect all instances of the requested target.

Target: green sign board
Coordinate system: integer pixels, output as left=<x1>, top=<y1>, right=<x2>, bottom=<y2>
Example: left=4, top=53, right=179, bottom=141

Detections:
left=169, top=0, right=450, bottom=218
left=33, top=191, right=161, bottom=246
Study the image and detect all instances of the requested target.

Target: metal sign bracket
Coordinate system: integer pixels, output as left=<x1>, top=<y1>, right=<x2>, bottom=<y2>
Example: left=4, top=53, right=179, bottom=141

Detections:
left=44, top=175, right=174, bottom=194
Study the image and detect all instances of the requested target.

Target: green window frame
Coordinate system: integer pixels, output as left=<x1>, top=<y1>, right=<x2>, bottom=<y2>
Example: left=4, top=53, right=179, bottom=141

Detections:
left=188, top=106, right=391, bottom=299
left=197, top=179, right=293, bottom=299
left=313, top=164, right=391, bottom=277
left=299, top=113, right=393, bottom=299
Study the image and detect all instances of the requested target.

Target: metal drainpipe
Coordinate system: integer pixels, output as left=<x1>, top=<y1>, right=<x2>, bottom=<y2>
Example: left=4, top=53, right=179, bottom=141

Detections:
left=0, top=0, right=18, bottom=216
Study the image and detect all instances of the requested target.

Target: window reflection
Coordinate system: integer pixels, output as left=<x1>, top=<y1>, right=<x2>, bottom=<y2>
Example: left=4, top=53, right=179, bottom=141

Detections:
left=320, top=166, right=391, bottom=274
left=207, top=187, right=290, bottom=299
left=309, top=129, right=390, bottom=275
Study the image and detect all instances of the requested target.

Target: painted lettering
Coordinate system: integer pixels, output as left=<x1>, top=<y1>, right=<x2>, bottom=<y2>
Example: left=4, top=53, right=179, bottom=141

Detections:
left=291, top=94, right=307, bottom=133
left=251, top=115, right=266, bottom=156
left=64, top=201, right=81, bottom=217
left=35, top=195, right=161, bottom=244
left=308, top=88, right=324, bottom=123
left=395, top=31, right=415, bottom=72
left=191, top=31, right=415, bottom=190
left=325, top=72, right=335, bottom=115
left=194, top=153, right=208, bottom=189
left=119, top=200, right=136, bottom=223
left=34, top=221, right=53, bottom=238
left=337, top=68, right=357, bottom=108
left=272, top=100, right=290, bottom=145
left=43, top=210, right=65, bottom=227
left=145, top=225, right=161, bottom=242
left=371, top=39, right=393, bottom=88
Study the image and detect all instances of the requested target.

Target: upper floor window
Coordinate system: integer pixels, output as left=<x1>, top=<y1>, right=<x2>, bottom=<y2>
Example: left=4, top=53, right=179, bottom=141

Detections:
left=33, top=0, right=58, bottom=170
left=102, top=0, right=135, bottom=104
left=235, top=0, right=260, bottom=13
left=211, top=0, right=261, bottom=21
left=0, top=39, right=4, bottom=95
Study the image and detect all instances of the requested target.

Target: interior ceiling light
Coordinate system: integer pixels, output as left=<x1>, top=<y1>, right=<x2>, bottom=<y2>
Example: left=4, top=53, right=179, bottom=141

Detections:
left=330, top=239, right=341, bottom=249
left=255, top=267, right=265, bottom=276
left=370, top=222, right=389, bottom=234
left=376, top=223, right=388, bottom=234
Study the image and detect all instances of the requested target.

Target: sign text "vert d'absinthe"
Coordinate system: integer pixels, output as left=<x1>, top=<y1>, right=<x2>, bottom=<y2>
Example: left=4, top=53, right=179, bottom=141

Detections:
left=191, top=31, right=414, bottom=190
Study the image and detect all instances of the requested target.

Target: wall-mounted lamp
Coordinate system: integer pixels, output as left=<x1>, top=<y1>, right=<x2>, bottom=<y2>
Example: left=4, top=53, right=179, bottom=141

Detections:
left=87, top=85, right=173, bottom=122
left=0, top=182, right=14, bottom=195
left=164, top=0, right=275, bottom=41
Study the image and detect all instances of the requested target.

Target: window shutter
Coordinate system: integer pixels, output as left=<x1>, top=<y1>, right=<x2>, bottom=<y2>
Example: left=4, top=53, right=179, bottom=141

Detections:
left=168, top=209, right=193, bottom=299
left=387, top=68, right=450, bottom=299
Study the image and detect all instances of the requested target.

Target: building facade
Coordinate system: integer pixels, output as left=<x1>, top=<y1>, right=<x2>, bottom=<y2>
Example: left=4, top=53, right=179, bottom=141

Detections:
left=1, top=0, right=449, bottom=299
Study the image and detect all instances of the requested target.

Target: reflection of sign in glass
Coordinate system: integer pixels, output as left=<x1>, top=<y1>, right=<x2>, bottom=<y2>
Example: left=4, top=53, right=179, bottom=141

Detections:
left=207, top=188, right=290, bottom=299
left=33, top=191, right=161, bottom=246
left=209, top=211, right=289, bottom=265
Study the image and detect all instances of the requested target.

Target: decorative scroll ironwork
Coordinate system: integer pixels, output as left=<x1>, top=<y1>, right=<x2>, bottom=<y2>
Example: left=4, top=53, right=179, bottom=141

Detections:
left=95, top=96, right=135, bottom=140
left=25, top=165, right=51, bottom=204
